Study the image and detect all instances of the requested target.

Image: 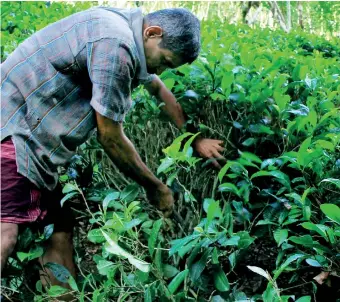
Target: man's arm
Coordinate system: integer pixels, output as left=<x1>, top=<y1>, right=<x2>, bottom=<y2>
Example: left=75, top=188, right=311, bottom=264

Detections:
left=96, top=111, right=174, bottom=217
left=145, top=76, right=225, bottom=168
left=145, top=75, right=186, bottom=129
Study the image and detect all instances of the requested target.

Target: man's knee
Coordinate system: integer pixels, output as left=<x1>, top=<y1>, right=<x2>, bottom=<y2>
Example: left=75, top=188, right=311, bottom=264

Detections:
left=50, top=231, right=73, bottom=250
left=1, top=223, right=19, bottom=263
left=1, top=223, right=19, bottom=249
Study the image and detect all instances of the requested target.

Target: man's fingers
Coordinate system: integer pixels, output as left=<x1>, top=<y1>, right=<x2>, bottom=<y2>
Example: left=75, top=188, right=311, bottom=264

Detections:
left=211, top=159, right=222, bottom=169
left=163, top=209, right=173, bottom=218
left=215, top=144, right=225, bottom=152
left=212, top=150, right=224, bottom=159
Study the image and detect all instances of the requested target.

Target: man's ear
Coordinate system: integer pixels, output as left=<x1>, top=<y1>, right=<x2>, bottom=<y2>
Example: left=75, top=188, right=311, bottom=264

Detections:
left=143, top=26, right=163, bottom=40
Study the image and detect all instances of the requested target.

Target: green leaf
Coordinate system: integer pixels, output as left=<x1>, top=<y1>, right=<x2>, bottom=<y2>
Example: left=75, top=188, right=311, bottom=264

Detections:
left=183, top=132, right=201, bottom=154
left=306, top=259, right=322, bottom=267
left=249, top=124, right=274, bottom=135
left=171, top=132, right=193, bottom=146
left=157, top=157, right=175, bottom=175
left=170, top=234, right=199, bottom=257
left=36, top=280, right=43, bottom=293
left=88, top=228, right=106, bottom=243
left=162, top=264, right=180, bottom=279
left=221, top=71, right=233, bottom=94
left=102, top=231, right=150, bottom=273
left=67, top=275, right=79, bottom=292
left=35, top=224, right=54, bottom=242
left=289, top=235, right=314, bottom=247
left=97, top=260, right=116, bottom=275
left=242, top=137, right=257, bottom=147
left=229, top=251, right=238, bottom=270
left=92, top=289, right=103, bottom=302
left=261, top=158, right=278, bottom=169
left=154, top=245, right=162, bottom=272
left=320, top=178, right=340, bottom=189
left=300, top=222, right=329, bottom=241
left=273, top=254, right=305, bottom=280
left=120, top=183, right=140, bottom=203
left=263, top=283, right=279, bottom=302
left=273, top=229, right=288, bottom=246
left=296, top=296, right=311, bottom=302
left=62, top=183, right=78, bottom=194
left=247, top=266, right=270, bottom=281
left=47, top=285, right=68, bottom=297
left=122, top=218, right=142, bottom=231
left=211, top=295, right=227, bottom=302
left=207, top=200, right=223, bottom=222
left=297, top=137, right=312, bottom=167
left=59, top=174, right=68, bottom=182
left=60, top=192, right=78, bottom=207
left=17, top=252, right=30, bottom=262
left=144, top=287, right=152, bottom=302
left=256, top=220, right=279, bottom=226
left=102, top=192, right=120, bottom=212
left=213, top=266, right=230, bottom=292
left=320, top=204, right=340, bottom=224
left=166, top=171, right=178, bottom=186
left=303, top=205, right=311, bottom=221
left=218, top=183, right=239, bottom=196
left=17, top=246, right=44, bottom=262
left=301, top=187, right=312, bottom=204
left=148, top=219, right=162, bottom=257
left=163, top=78, right=175, bottom=90
left=219, top=235, right=240, bottom=247
left=178, top=238, right=200, bottom=258
left=168, top=269, right=189, bottom=294
left=251, top=170, right=290, bottom=189
left=275, top=94, right=290, bottom=112
left=218, top=162, right=233, bottom=182
left=315, top=140, right=334, bottom=151
left=190, top=249, right=210, bottom=281
left=240, top=151, right=262, bottom=164
left=237, top=231, right=255, bottom=249
left=45, top=262, right=70, bottom=283
left=211, top=248, right=219, bottom=264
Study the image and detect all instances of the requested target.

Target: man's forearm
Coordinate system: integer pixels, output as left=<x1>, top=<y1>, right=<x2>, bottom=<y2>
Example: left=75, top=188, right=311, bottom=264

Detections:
left=99, top=134, right=163, bottom=191
left=146, top=76, right=186, bottom=129
left=157, top=84, right=186, bottom=129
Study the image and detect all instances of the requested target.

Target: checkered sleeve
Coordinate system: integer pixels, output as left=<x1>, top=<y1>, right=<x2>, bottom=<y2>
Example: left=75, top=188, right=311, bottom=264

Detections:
left=88, top=38, right=134, bottom=122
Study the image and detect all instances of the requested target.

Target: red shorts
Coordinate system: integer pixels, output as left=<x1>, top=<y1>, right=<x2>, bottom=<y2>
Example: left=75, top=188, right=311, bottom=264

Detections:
left=1, top=138, right=74, bottom=232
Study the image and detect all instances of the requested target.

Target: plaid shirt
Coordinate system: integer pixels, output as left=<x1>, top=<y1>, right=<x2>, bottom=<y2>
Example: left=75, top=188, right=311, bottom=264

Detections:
left=1, top=7, right=155, bottom=190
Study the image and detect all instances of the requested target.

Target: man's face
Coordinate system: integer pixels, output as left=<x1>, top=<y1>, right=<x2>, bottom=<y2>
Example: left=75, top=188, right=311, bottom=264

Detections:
left=143, top=26, right=183, bottom=75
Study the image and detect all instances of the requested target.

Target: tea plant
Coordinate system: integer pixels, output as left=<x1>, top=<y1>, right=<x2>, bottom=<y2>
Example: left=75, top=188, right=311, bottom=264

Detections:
left=1, top=2, right=339, bottom=302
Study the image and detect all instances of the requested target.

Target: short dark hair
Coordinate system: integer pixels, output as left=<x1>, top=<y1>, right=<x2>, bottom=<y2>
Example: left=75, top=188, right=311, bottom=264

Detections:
left=144, top=8, right=201, bottom=64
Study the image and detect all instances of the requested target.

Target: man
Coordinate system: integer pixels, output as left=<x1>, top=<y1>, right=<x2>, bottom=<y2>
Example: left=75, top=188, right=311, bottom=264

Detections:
left=0, top=6, right=224, bottom=292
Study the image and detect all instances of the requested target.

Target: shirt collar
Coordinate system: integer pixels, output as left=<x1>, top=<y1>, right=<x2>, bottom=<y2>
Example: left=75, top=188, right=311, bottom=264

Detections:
left=129, top=8, right=150, bottom=81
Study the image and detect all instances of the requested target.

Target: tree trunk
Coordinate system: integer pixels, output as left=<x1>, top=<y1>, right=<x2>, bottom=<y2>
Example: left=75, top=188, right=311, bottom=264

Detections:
left=242, top=2, right=252, bottom=23
left=248, top=3, right=263, bottom=25
left=268, top=1, right=288, bottom=32
left=286, top=1, right=291, bottom=32
left=306, top=3, right=313, bottom=33
left=298, top=2, right=304, bottom=29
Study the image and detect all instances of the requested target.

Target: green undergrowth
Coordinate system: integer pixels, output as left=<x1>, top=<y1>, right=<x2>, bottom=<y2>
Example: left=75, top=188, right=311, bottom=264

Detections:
left=1, top=4, right=340, bottom=302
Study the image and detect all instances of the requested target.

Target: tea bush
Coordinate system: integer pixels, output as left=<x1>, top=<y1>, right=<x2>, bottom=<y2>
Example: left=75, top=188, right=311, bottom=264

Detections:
left=1, top=2, right=339, bottom=302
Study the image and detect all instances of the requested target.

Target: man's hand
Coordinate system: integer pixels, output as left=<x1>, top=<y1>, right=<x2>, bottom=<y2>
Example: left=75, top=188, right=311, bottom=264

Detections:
left=193, top=138, right=226, bottom=169
left=146, top=184, right=174, bottom=218
left=144, top=77, right=226, bottom=169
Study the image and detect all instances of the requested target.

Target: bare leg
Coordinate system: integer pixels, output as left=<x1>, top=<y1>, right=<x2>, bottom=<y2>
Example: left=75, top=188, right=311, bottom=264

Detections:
left=39, top=231, right=76, bottom=301
left=1, top=222, right=18, bottom=274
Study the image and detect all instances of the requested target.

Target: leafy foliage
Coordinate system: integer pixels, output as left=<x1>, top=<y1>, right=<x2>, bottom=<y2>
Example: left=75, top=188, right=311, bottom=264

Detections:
left=1, top=2, right=339, bottom=302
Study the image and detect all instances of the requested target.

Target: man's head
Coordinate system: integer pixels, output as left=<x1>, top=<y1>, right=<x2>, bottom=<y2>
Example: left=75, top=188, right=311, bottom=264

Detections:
left=143, top=8, right=200, bottom=75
